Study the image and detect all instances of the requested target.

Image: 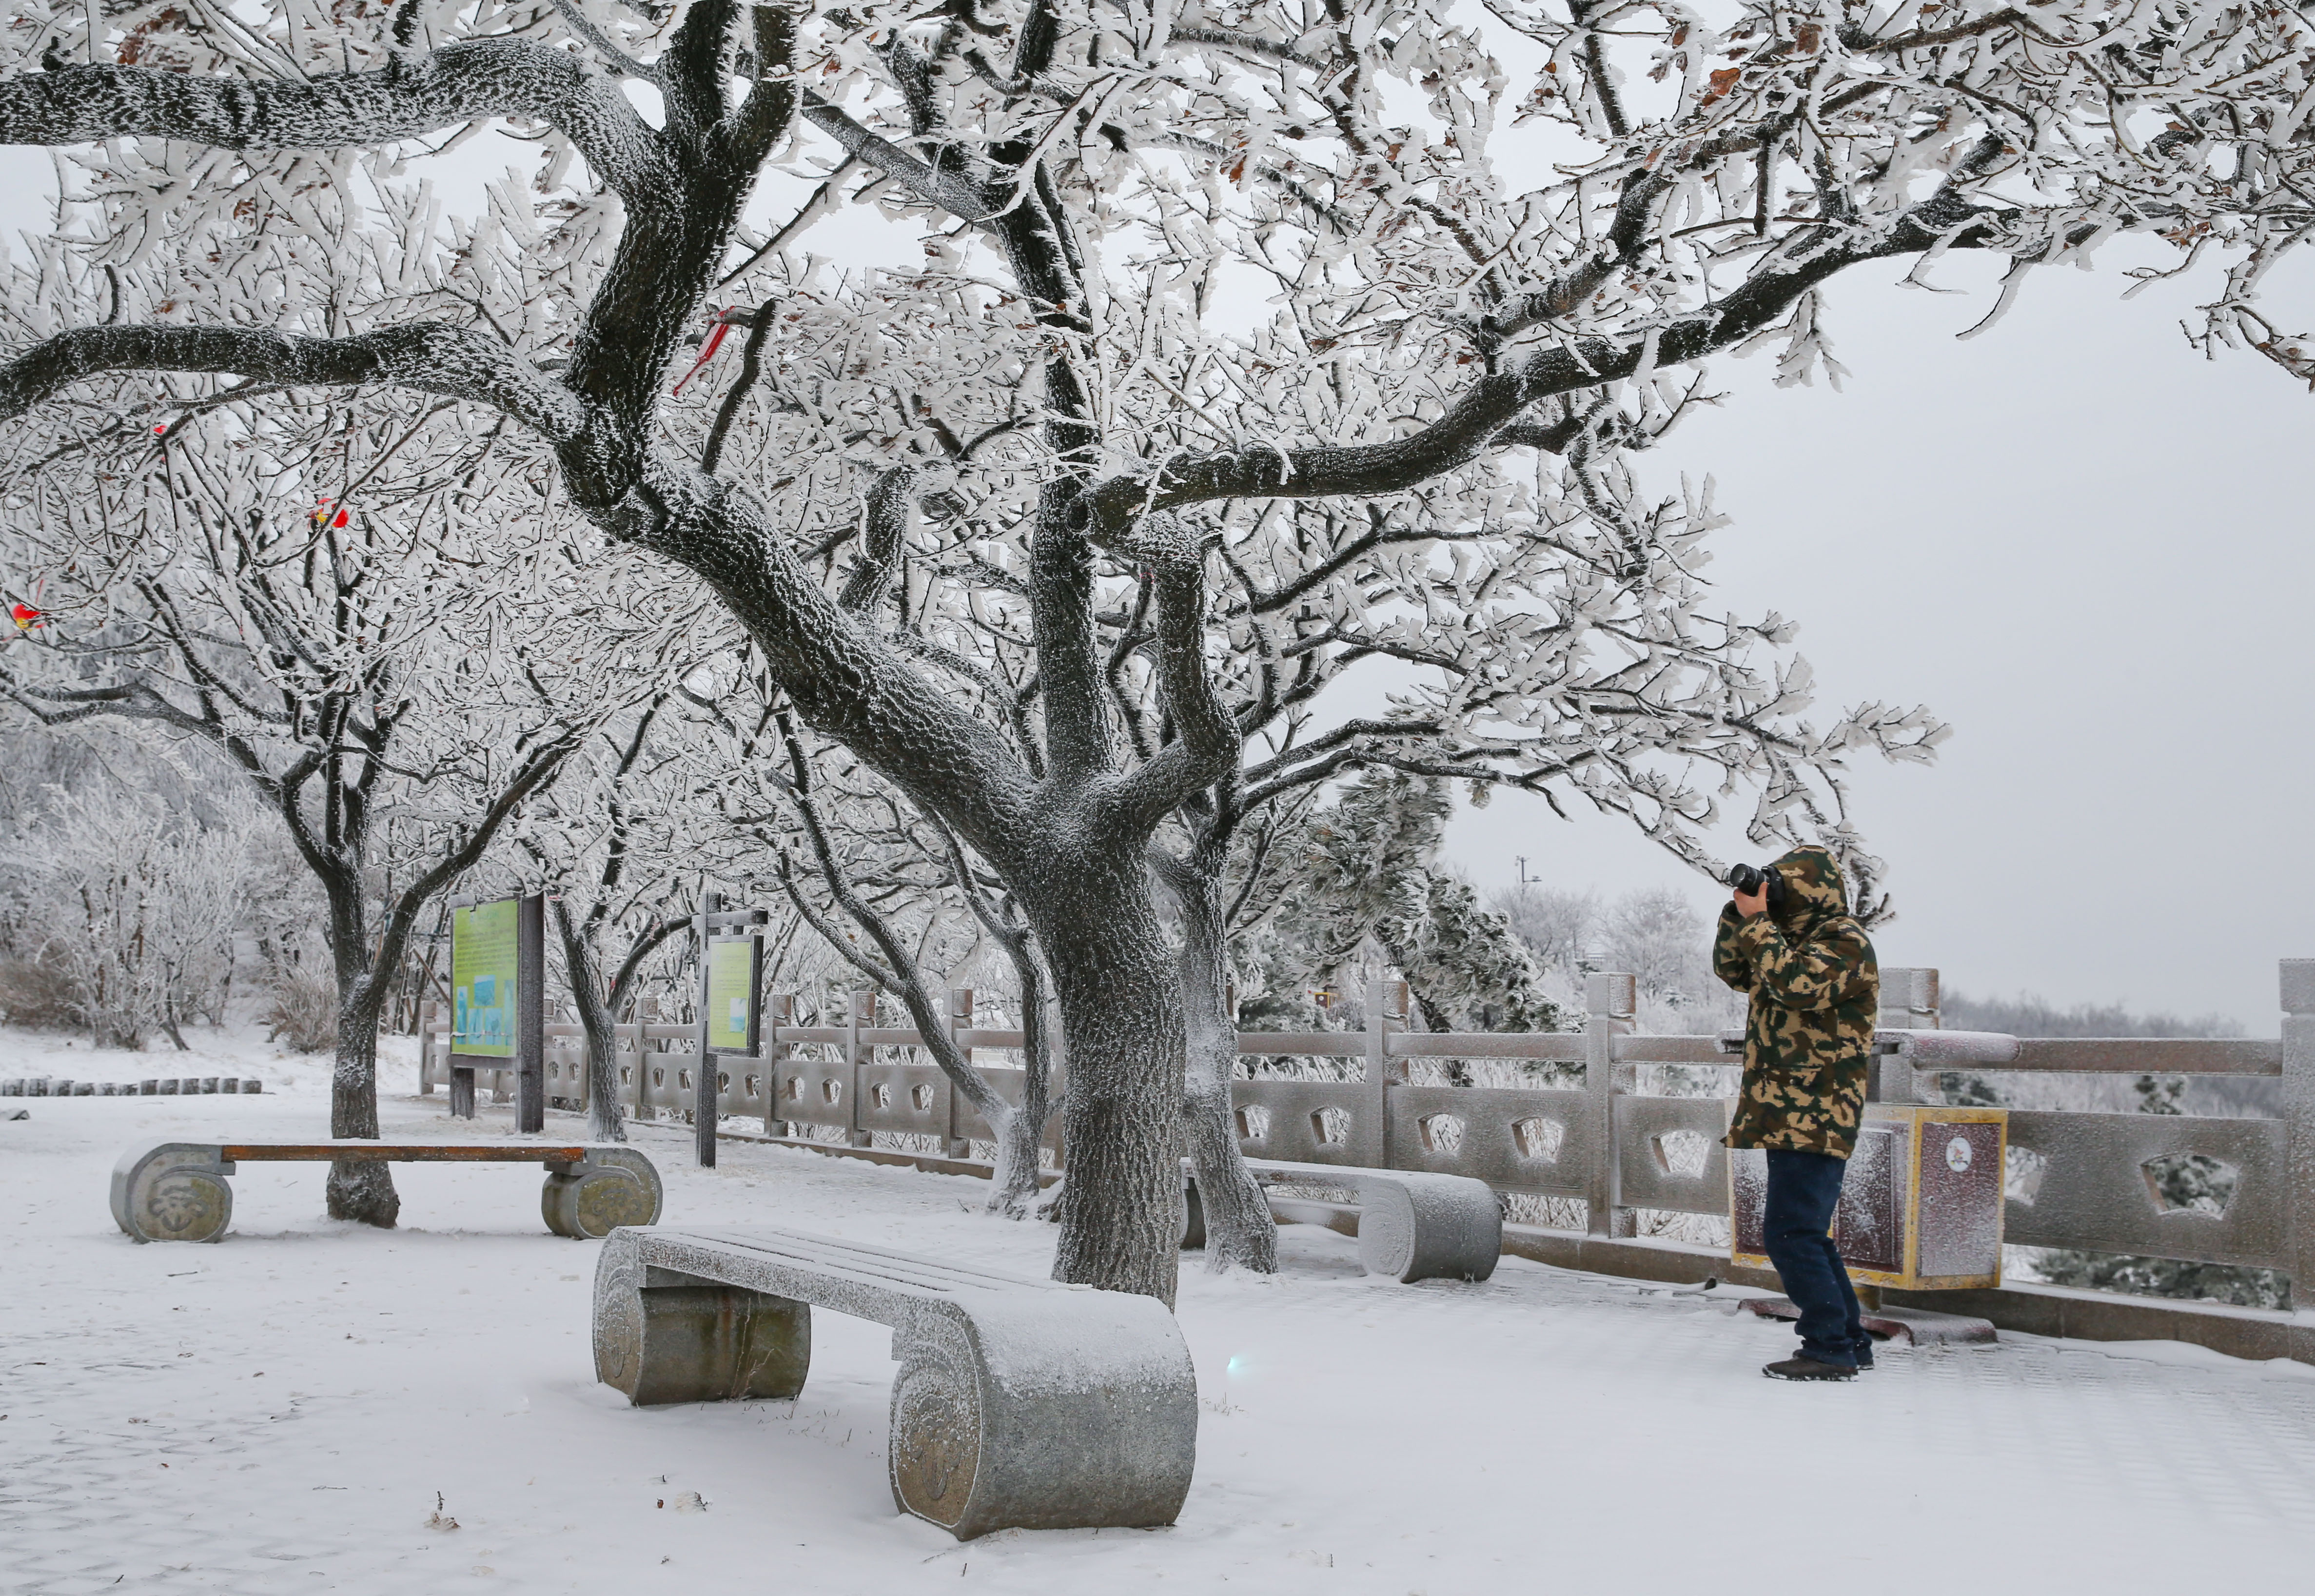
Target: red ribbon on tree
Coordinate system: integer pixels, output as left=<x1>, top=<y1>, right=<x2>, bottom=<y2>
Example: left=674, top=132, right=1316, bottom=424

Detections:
left=672, top=308, right=745, bottom=396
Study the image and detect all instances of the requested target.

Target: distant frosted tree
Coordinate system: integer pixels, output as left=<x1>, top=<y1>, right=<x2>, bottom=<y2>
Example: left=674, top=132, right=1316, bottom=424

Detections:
left=0, top=782, right=261, bottom=1049
left=1600, top=888, right=1702, bottom=1005
left=1940, top=992, right=2245, bottom=1041
left=1485, top=878, right=1742, bottom=1034
left=499, top=692, right=715, bottom=1143
left=1489, top=886, right=1601, bottom=987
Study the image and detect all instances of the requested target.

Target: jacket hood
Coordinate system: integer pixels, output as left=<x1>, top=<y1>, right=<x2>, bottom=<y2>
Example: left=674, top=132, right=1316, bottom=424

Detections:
left=1770, top=845, right=1851, bottom=927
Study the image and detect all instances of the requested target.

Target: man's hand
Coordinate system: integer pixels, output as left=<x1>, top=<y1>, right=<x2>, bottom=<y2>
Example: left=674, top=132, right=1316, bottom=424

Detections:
left=1732, top=884, right=1768, bottom=920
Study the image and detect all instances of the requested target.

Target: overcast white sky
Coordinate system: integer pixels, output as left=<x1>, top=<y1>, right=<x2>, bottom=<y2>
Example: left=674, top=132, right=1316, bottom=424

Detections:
left=4, top=58, right=2307, bottom=1032
left=1438, top=246, right=2314, bottom=1032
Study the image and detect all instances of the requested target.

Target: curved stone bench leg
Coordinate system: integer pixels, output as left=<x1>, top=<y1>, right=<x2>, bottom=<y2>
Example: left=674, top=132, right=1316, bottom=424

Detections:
left=1355, top=1178, right=1502, bottom=1283
left=543, top=1147, right=665, bottom=1239
left=111, top=1143, right=235, bottom=1243
left=592, top=1230, right=809, bottom=1405
left=889, top=1291, right=1197, bottom=1540
left=1353, top=1180, right=1420, bottom=1281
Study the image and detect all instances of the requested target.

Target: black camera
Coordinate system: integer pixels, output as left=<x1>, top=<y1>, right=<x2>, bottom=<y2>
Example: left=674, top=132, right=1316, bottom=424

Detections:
left=1728, top=862, right=1787, bottom=911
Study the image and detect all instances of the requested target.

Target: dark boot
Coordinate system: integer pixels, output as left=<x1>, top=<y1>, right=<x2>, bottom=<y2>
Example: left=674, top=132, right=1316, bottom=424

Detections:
left=1764, top=1355, right=1856, bottom=1381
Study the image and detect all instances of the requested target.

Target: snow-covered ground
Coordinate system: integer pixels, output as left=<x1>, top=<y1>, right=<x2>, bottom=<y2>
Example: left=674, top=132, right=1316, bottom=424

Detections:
left=5, top=1027, right=2315, bottom=1595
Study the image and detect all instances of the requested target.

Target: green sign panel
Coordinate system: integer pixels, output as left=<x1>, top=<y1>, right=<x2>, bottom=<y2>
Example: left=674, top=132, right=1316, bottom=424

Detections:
left=705, top=936, right=760, bottom=1054
left=451, top=899, right=519, bottom=1059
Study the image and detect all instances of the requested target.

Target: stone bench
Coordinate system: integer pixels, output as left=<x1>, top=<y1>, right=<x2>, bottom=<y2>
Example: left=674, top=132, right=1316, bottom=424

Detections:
left=111, top=1142, right=662, bottom=1243
left=4, top=1076, right=263, bottom=1096
left=591, top=1225, right=1197, bottom=1540
left=1183, top=1158, right=1503, bottom=1283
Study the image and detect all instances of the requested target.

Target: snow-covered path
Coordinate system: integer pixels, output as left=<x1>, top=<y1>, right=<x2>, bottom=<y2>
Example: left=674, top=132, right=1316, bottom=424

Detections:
left=5, top=1074, right=2313, bottom=1596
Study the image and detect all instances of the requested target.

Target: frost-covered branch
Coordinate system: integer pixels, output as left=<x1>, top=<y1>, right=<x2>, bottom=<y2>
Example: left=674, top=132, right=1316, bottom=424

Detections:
left=0, top=40, right=671, bottom=202
left=0, top=323, right=589, bottom=442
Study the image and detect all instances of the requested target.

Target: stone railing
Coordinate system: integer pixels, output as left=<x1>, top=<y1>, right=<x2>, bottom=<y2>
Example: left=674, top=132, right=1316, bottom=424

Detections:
left=419, top=961, right=2315, bottom=1361
left=421, top=990, right=1061, bottom=1161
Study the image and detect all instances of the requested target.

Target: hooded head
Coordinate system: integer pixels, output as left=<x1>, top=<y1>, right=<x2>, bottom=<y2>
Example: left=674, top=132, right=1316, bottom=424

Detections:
left=1768, top=844, right=1851, bottom=929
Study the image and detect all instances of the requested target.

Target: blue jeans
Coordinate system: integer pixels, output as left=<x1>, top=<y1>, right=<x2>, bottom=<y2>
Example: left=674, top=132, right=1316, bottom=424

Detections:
left=1763, top=1150, right=1868, bottom=1366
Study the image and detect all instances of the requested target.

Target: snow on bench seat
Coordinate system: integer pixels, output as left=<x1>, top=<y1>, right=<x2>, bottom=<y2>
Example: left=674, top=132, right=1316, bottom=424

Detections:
left=591, top=1224, right=1197, bottom=1540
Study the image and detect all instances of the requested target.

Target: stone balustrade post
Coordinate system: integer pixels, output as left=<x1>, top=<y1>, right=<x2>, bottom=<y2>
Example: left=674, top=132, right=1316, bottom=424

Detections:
left=945, top=987, right=974, bottom=1158
left=1362, top=980, right=1408, bottom=1168
left=1871, top=966, right=1941, bottom=1103
left=2282, top=960, right=2315, bottom=1306
left=1586, top=972, right=1635, bottom=1237
left=762, top=992, right=793, bottom=1136
left=847, top=988, right=875, bottom=1148
left=627, top=1004, right=648, bottom=1116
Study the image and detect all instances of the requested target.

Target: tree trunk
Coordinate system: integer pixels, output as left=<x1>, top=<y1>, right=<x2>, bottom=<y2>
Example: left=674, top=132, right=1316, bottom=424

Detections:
left=551, top=901, right=627, bottom=1143
left=1177, top=863, right=1276, bottom=1273
left=983, top=936, right=1056, bottom=1220
left=985, top=1099, right=1045, bottom=1220
left=324, top=922, right=397, bottom=1227
left=574, top=973, right=626, bottom=1144
left=325, top=984, right=399, bottom=1226
left=1034, top=860, right=1184, bottom=1306
left=654, top=495, right=1191, bottom=1299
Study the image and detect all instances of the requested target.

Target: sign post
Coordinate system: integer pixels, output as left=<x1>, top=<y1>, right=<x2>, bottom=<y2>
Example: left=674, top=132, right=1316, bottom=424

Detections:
left=516, top=893, right=545, bottom=1133
left=691, top=890, right=770, bottom=1167
left=693, top=890, right=721, bottom=1167
left=448, top=895, right=545, bottom=1128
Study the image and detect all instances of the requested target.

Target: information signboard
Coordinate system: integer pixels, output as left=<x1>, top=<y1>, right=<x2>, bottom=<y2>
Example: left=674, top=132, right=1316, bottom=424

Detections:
left=705, top=935, right=761, bottom=1055
left=451, top=898, right=520, bottom=1060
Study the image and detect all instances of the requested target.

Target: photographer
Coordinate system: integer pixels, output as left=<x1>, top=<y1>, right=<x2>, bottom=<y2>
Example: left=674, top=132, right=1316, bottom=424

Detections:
left=1713, top=845, right=1881, bottom=1381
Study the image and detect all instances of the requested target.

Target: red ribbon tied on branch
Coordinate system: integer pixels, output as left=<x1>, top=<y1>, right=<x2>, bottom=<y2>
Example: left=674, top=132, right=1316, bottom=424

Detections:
left=672, top=307, right=746, bottom=396
left=11, top=575, right=46, bottom=631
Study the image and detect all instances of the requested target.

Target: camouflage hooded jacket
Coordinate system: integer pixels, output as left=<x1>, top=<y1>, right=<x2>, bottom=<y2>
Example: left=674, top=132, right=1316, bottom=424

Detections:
left=1713, top=846, right=1879, bottom=1158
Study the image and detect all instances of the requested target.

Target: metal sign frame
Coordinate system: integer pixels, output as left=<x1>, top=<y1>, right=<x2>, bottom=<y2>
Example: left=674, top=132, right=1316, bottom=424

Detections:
left=444, top=894, right=545, bottom=1133
left=690, top=890, right=772, bottom=1167
left=704, top=933, right=763, bottom=1056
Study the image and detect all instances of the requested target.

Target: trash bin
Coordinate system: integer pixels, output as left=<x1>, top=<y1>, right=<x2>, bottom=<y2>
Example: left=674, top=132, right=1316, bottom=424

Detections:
left=1731, top=1105, right=2007, bottom=1290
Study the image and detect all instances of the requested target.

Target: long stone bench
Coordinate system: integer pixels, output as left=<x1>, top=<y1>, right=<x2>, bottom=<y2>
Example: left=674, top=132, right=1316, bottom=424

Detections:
left=591, top=1225, right=1197, bottom=1540
left=1182, top=1158, right=1503, bottom=1283
left=4, top=1076, right=263, bottom=1096
left=111, top=1142, right=662, bottom=1243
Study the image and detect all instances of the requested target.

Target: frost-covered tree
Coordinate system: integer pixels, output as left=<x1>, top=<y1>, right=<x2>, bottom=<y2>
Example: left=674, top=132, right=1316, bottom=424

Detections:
left=1601, top=887, right=1704, bottom=1005
left=679, top=670, right=1066, bottom=1217
left=4, top=0, right=2303, bottom=1293
left=1489, top=883, right=1600, bottom=984
left=0, top=364, right=680, bottom=1222
left=1229, top=773, right=1560, bottom=1034
left=507, top=692, right=715, bottom=1143
left=0, top=781, right=262, bottom=1049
